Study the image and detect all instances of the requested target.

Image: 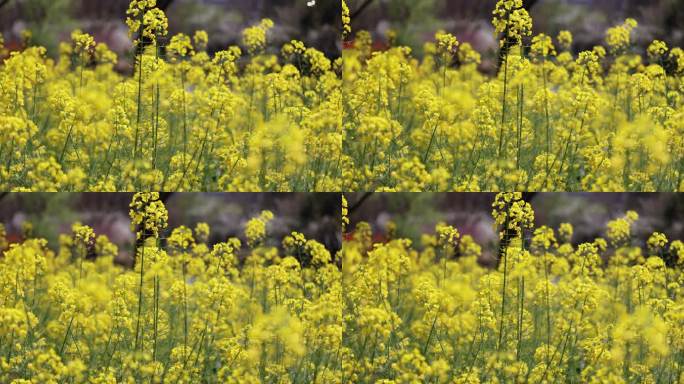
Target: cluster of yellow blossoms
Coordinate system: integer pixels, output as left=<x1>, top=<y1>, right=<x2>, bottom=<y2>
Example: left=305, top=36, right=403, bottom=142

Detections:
left=0, top=0, right=341, bottom=191
left=342, top=192, right=684, bottom=382
left=343, top=0, right=684, bottom=191
left=0, top=193, right=341, bottom=382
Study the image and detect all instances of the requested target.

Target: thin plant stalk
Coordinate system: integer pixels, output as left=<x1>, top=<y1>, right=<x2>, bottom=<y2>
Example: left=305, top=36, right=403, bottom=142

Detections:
left=498, top=43, right=509, bottom=159
left=134, top=242, right=145, bottom=350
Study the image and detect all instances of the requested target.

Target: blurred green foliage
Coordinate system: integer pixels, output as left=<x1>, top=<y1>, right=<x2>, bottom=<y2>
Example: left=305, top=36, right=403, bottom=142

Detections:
left=386, top=0, right=444, bottom=55
left=354, top=193, right=444, bottom=243
left=6, top=193, right=78, bottom=247
left=18, top=0, right=77, bottom=54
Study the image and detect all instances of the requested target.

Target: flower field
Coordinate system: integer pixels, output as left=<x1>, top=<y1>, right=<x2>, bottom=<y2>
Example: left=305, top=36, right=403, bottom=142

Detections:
left=342, top=193, right=684, bottom=382
left=4, top=0, right=684, bottom=381
left=342, top=0, right=684, bottom=191
left=0, top=1, right=341, bottom=191
left=0, top=193, right=341, bottom=382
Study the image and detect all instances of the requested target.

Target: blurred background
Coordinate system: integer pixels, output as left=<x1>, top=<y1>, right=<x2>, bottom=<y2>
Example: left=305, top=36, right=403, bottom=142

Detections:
left=0, top=0, right=340, bottom=68
left=345, top=192, right=684, bottom=264
left=0, top=192, right=341, bottom=265
left=346, top=0, right=684, bottom=72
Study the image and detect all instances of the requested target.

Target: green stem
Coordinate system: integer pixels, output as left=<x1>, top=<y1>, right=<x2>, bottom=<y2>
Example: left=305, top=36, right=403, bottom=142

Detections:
left=423, top=123, right=439, bottom=166
left=498, top=50, right=509, bottom=159
left=59, top=124, right=74, bottom=165
left=134, top=244, right=145, bottom=350
left=134, top=50, right=143, bottom=160
left=498, top=241, right=509, bottom=350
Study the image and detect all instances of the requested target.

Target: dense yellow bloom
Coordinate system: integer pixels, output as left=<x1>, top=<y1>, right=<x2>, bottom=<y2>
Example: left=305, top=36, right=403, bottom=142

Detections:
left=647, top=39, right=668, bottom=61
left=127, top=0, right=168, bottom=44
left=167, top=33, right=194, bottom=58
left=558, top=222, right=573, bottom=243
left=606, top=18, right=637, bottom=53
left=245, top=210, right=274, bottom=247
left=531, top=33, right=556, bottom=58
left=306, top=238, right=332, bottom=265
left=168, top=225, right=195, bottom=250
left=193, top=30, right=209, bottom=51
left=1, top=116, right=38, bottom=149
left=0, top=194, right=340, bottom=383
left=71, top=30, right=95, bottom=54
left=557, top=30, right=573, bottom=51
left=647, top=231, right=667, bottom=254
left=435, top=222, right=460, bottom=246
left=0, top=308, right=38, bottom=339
left=282, top=230, right=307, bottom=251
left=343, top=193, right=684, bottom=382
left=606, top=211, right=638, bottom=246
left=129, top=192, right=168, bottom=238
left=0, top=9, right=340, bottom=191
left=72, top=223, right=95, bottom=246
left=435, top=31, right=459, bottom=53
left=194, top=222, right=210, bottom=243
left=492, top=0, right=533, bottom=46
left=492, top=192, right=534, bottom=238
left=242, top=18, right=274, bottom=55
left=343, top=2, right=684, bottom=191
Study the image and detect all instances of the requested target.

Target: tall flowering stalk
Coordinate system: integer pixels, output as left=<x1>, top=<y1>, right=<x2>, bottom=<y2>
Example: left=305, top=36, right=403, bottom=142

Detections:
left=492, top=192, right=533, bottom=350
left=129, top=192, right=168, bottom=350
left=492, top=0, right=532, bottom=160
left=126, top=0, right=168, bottom=161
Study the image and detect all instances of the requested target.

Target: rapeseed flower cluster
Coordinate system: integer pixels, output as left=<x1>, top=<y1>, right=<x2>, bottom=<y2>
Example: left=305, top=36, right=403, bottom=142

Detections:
left=0, top=0, right=341, bottom=191
left=343, top=0, right=684, bottom=191
left=0, top=193, right=341, bottom=382
left=341, top=1, right=352, bottom=39
left=342, top=192, right=684, bottom=382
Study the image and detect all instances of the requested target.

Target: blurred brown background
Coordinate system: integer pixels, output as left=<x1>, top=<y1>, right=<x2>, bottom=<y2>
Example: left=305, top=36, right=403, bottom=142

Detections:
left=0, top=192, right=341, bottom=265
left=346, top=192, right=684, bottom=262
left=0, top=0, right=341, bottom=66
left=347, top=0, right=684, bottom=72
